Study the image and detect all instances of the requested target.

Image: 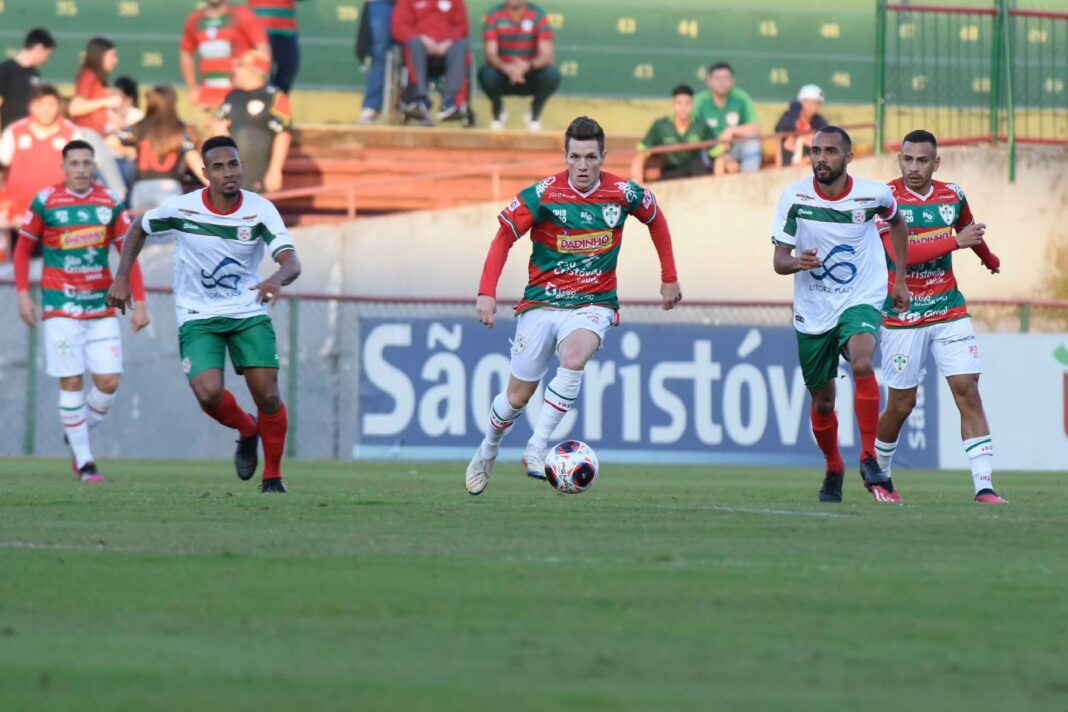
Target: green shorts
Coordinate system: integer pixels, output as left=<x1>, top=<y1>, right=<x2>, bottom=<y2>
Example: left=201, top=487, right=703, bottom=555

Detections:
left=178, top=315, right=279, bottom=380
left=796, top=304, right=881, bottom=390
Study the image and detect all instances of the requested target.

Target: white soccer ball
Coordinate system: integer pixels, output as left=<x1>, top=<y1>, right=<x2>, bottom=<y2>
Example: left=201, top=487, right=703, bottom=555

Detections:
left=544, top=440, right=600, bottom=494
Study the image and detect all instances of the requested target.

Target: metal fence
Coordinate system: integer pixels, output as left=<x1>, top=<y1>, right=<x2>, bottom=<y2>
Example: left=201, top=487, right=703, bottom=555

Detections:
left=3, top=281, right=1066, bottom=460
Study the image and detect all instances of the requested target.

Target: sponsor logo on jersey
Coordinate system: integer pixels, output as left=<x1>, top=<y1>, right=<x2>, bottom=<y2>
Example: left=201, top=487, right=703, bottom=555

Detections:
left=76, top=209, right=91, bottom=223
left=939, top=203, right=956, bottom=225
left=200, top=257, right=242, bottom=291
left=580, top=210, right=594, bottom=223
left=557, top=231, right=612, bottom=253
left=614, top=182, right=637, bottom=203
left=507, top=197, right=521, bottom=212
left=237, top=226, right=253, bottom=241
left=535, top=176, right=556, bottom=198
left=552, top=208, right=568, bottom=223
left=602, top=204, right=622, bottom=228
left=59, top=226, right=106, bottom=249
left=795, top=193, right=815, bottom=201
left=95, top=207, right=113, bottom=225
left=892, top=354, right=908, bottom=373
left=902, top=208, right=914, bottom=223
left=642, top=189, right=655, bottom=211
left=810, top=244, right=857, bottom=285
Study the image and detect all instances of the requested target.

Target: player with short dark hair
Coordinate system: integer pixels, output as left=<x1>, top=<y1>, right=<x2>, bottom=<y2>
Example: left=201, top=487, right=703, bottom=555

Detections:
left=14, top=139, right=149, bottom=482
left=633, top=83, right=717, bottom=181
left=107, top=136, right=302, bottom=493
left=771, top=126, right=911, bottom=503
left=466, top=116, right=682, bottom=495
left=874, top=129, right=1006, bottom=504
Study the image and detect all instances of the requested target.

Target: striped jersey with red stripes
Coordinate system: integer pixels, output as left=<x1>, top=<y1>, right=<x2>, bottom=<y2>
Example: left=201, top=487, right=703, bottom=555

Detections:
left=482, top=2, right=553, bottom=63
left=248, top=0, right=299, bottom=36
left=180, top=5, right=268, bottom=107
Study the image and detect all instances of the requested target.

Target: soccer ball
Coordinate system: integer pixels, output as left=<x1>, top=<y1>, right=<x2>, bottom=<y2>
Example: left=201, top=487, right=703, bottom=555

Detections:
left=544, top=440, right=600, bottom=494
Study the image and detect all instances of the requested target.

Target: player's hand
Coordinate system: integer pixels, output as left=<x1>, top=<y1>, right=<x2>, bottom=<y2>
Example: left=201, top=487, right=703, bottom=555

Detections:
left=797, top=248, right=821, bottom=271
left=955, top=223, right=986, bottom=249
left=892, top=280, right=911, bottom=313
left=17, top=291, right=37, bottom=328
left=476, top=294, right=497, bottom=328
left=250, top=279, right=282, bottom=305
left=131, top=301, right=151, bottom=333
left=263, top=168, right=283, bottom=194
left=105, top=276, right=132, bottom=314
left=982, top=251, right=1001, bottom=274
left=660, top=281, right=682, bottom=311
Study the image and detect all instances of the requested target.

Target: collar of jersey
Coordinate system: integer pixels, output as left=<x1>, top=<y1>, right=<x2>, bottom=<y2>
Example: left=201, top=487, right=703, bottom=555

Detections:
left=201, top=188, right=244, bottom=216
left=568, top=177, right=601, bottom=198
left=812, top=175, right=853, bottom=202
left=62, top=185, right=94, bottom=200
left=903, top=182, right=935, bottom=201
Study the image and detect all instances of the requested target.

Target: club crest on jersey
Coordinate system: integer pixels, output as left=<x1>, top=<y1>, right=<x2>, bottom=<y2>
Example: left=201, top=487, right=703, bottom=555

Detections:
left=602, top=204, right=622, bottom=228
left=892, top=354, right=909, bottom=373
left=852, top=209, right=866, bottom=224
left=237, top=226, right=253, bottom=241
left=939, top=204, right=956, bottom=225
left=95, top=207, right=112, bottom=225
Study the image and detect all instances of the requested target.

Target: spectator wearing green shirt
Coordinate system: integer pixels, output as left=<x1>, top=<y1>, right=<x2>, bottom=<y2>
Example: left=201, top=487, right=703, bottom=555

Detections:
left=693, top=61, right=763, bottom=173
left=631, top=84, right=718, bottom=181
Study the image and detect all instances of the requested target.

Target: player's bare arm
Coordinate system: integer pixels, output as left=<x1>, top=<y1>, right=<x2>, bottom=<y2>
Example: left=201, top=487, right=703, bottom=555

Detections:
left=106, top=220, right=149, bottom=313
left=249, top=249, right=302, bottom=304
left=886, top=210, right=912, bottom=312
left=17, top=290, right=37, bottom=328
left=773, top=244, right=821, bottom=275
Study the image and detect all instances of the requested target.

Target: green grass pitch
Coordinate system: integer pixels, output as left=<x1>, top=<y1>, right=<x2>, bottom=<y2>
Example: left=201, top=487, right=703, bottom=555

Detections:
left=1, top=458, right=1066, bottom=711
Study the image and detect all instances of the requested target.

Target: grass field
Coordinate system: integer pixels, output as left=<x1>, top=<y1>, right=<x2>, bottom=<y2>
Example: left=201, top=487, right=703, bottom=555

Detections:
left=1, top=458, right=1066, bottom=711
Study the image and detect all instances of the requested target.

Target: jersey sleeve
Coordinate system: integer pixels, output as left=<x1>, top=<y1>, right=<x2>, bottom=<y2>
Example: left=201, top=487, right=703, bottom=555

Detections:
left=0, top=127, right=15, bottom=166
left=19, top=192, right=48, bottom=241
left=261, top=203, right=295, bottom=260
left=877, top=183, right=898, bottom=221
left=267, top=90, right=293, bottom=133
left=180, top=14, right=199, bottom=53
left=630, top=182, right=660, bottom=225
left=497, top=185, right=540, bottom=240
left=535, top=11, right=554, bottom=41
left=142, top=196, right=179, bottom=236
left=638, top=120, right=660, bottom=151
left=238, top=5, right=270, bottom=48
left=482, top=13, right=499, bottom=43
left=770, top=189, right=796, bottom=248
left=109, top=202, right=134, bottom=242
left=950, top=183, right=975, bottom=229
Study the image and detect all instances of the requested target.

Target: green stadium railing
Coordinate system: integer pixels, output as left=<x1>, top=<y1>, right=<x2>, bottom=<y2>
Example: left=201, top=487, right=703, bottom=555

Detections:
left=876, top=1, right=1068, bottom=180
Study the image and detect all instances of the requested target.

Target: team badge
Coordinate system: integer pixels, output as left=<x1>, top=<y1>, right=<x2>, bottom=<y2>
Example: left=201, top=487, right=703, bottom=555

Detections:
left=852, top=209, right=866, bottom=224
left=521, top=19, right=534, bottom=32
left=247, top=99, right=265, bottom=117
left=182, top=357, right=192, bottom=374
left=891, top=354, right=909, bottom=373
left=602, top=204, right=622, bottom=228
left=237, top=226, right=253, bottom=241
left=95, top=207, right=112, bottom=225
left=511, top=335, right=527, bottom=356
left=939, top=203, right=957, bottom=225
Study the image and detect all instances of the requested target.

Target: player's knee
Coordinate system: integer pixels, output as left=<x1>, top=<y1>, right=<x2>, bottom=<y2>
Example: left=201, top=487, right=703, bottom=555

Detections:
left=850, top=357, right=875, bottom=378
left=812, top=398, right=835, bottom=415
left=888, top=392, right=917, bottom=417
left=252, top=389, right=282, bottom=414
left=94, top=374, right=120, bottom=394
left=953, top=378, right=983, bottom=411
left=190, top=380, right=223, bottom=410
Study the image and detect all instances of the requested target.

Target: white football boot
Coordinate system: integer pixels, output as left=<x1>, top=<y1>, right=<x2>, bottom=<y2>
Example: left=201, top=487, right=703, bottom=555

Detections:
left=522, top=443, right=548, bottom=480
left=466, top=447, right=496, bottom=495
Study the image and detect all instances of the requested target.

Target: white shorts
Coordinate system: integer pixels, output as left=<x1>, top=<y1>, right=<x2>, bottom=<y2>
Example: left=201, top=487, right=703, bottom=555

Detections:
left=880, top=318, right=981, bottom=390
left=43, top=316, right=124, bottom=378
left=509, top=306, right=618, bottom=382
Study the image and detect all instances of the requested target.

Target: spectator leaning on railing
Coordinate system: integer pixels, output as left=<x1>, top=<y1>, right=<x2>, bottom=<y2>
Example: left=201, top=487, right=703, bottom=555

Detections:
left=693, top=61, right=762, bottom=173
left=631, top=83, right=717, bottom=182
left=0, top=28, right=56, bottom=133
left=478, top=0, right=559, bottom=131
left=774, top=84, right=828, bottom=167
left=391, top=0, right=471, bottom=126
left=181, top=0, right=270, bottom=111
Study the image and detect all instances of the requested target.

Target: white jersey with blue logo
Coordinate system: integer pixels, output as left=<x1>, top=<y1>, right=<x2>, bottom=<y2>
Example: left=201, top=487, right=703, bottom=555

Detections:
left=142, top=189, right=295, bottom=326
left=771, top=176, right=898, bottom=335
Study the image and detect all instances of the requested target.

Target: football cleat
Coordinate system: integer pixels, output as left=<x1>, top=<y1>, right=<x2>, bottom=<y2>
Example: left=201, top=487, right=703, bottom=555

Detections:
left=62, top=434, right=78, bottom=476
left=818, top=470, right=844, bottom=503
left=521, top=444, right=548, bottom=481
left=975, top=488, right=1008, bottom=504
left=466, top=448, right=495, bottom=495
left=859, top=456, right=902, bottom=502
left=78, top=462, right=105, bottom=484
left=259, top=478, right=287, bottom=494
left=869, top=483, right=903, bottom=504
left=235, top=418, right=259, bottom=481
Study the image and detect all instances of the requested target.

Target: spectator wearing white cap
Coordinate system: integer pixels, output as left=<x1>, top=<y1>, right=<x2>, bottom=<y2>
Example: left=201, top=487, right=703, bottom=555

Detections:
left=774, top=84, right=828, bottom=167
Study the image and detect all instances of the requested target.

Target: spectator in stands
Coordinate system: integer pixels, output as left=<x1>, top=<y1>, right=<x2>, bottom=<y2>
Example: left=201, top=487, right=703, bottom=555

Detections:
left=356, top=0, right=396, bottom=125
left=67, top=37, right=128, bottom=199
left=0, top=28, right=56, bottom=132
left=479, top=0, right=559, bottom=131
left=0, top=85, right=81, bottom=257
left=693, top=61, right=762, bottom=173
left=110, top=76, right=145, bottom=188
left=216, top=51, right=292, bottom=193
left=391, top=0, right=470, bottom=126
left=775, top=84, right=828, bottom=167
left=248, top=0, right=305, bottom=93
left=631, top=84, right=718, bottom=182
left=113, top=85, right=206, bottom=211
left=181, top=0, right=270, bottom=110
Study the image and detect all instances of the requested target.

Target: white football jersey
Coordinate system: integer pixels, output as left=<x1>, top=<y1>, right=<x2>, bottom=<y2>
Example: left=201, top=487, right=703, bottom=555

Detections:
left=771, top=176, right=898, bottom=334
left=143, top=189, right=295, bottom=326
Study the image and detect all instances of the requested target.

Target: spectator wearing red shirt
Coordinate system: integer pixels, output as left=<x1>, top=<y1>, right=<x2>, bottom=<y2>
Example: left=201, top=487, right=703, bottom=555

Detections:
left=66, top=38, right=128, bottom=200
left=180, top=0, right=270, bottom=109
left=478, top=0, right=559, bottom=131
left=392, top=0, right=470, bottom=126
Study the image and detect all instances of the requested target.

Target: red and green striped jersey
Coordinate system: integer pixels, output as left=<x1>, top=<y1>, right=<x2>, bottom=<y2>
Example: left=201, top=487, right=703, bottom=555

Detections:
left=181, top=5, right=268, bottom=107
left=880, top=178, right=975, bottom=328
left=500, top=171, right=659, bottom=313
left=18, top=183, right=132, bottom=320
left=248, top=0, right=299, bottom=37
left=483, top=2, right=553, bottom=64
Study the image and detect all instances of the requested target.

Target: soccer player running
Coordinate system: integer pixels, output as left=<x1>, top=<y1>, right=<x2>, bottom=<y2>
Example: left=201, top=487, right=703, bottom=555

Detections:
left=14, top=139, right=149, bottom=482
left=874, top=129, right=1006, bottom=504
left=771, top=126, right=910, bottom=503
left=466, top=116, right=681, bottom=495
left=106, top=136, right=301, bottom=493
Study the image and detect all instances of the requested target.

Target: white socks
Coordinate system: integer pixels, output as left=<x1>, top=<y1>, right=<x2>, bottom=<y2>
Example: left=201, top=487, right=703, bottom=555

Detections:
left=86, top=386, right=115, bottom=428
left=60, top=390, right=93, bottom=468
left=529, top=367, right=583, bottom=449
left=875, top=438, right=897, bottom=476
left=480, top=392, right=523, bottom=459
left=964, top=435, right=994, bottom=494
